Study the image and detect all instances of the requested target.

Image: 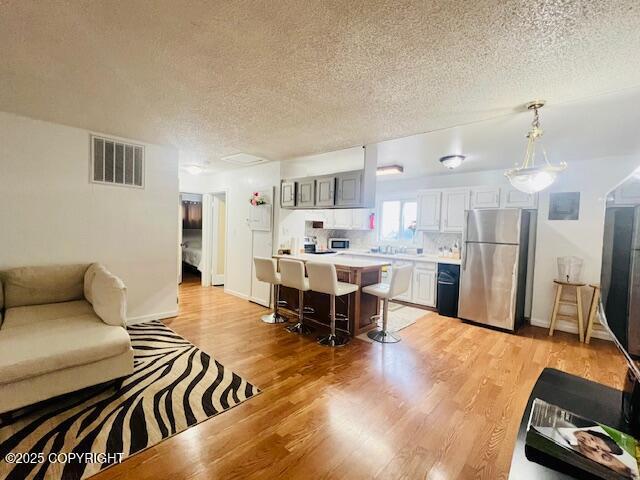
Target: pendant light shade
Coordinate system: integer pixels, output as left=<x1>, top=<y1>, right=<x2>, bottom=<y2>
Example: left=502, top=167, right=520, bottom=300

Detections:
left=505, top=101, right=566, bottom=194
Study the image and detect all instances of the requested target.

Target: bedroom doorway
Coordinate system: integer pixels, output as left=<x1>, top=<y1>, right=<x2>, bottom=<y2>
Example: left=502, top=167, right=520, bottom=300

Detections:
left=179, top=193, right=203, bottom=284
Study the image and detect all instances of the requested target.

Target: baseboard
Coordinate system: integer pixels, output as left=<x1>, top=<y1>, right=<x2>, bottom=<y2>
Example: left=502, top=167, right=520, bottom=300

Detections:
left=212, top=274, right=225, bottom=286
left=223, top=288, right=249, bottom=301
left=127, top=309, right=178, bottom=325
left=529, top=317, right=612, bottom=341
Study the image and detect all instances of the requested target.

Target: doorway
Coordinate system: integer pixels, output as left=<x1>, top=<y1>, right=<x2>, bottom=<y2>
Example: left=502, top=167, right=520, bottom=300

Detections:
left=179, top=193, right=203, bottom=284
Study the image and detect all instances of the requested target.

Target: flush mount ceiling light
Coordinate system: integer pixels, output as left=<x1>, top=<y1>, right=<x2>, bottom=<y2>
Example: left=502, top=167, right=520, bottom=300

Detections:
left=376, top=164, right=404, bottom=176
left=183, top=164, right=206, bottom=175
left=505, top=101, right=567, bottom=194
left=439, top=155, right=466, bottom=169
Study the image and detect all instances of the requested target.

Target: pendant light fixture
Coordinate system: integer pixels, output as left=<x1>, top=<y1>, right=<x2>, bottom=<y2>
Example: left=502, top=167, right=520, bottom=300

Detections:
left=505, top=101, right=566, bottom=194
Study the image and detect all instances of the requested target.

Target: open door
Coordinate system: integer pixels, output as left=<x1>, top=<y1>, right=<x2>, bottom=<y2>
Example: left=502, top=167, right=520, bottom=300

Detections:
left=177, top=195, right=183, bottom=284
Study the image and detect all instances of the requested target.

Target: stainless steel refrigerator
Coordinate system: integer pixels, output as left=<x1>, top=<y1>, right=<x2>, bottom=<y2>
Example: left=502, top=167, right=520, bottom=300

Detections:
left=458, top=209, right=536, bottom=331
left=627, top=207, right=640, bottom=356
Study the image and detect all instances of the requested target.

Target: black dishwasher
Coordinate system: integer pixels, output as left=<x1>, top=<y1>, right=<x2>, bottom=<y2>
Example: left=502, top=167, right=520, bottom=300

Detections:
left=437, top=263, right=460, bottom=318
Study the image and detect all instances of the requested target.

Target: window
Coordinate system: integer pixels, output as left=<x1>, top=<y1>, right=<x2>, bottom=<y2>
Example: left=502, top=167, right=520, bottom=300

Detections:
left=91, top=135, right=144, bottom=188
left=380, top=199, right=418, bottom=242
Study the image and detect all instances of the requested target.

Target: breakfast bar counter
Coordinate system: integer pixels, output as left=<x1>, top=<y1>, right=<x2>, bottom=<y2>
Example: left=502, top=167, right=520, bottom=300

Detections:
left=273, top=253, right=391, bottom=337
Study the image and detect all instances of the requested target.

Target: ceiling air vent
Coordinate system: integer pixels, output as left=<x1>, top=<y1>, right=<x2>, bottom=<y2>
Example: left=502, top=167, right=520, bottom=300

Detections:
left=220, top=153, right=267, bottom=166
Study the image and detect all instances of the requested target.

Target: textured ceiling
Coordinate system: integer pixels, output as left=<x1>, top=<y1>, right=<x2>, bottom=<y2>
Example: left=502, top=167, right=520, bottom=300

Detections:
left=2, top=0, right=640, bottom=170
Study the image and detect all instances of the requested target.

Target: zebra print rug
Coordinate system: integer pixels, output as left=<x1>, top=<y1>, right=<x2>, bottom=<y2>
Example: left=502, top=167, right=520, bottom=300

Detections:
left=0, top=320, right=260, bottom=480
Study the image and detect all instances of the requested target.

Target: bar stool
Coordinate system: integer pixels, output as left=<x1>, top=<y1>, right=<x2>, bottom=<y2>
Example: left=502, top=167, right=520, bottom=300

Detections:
left=549, top=279, right=586, bottom=342
left=363, top=264, right=413, bottom=343
left=253, top=257, right=286, bottom=324
left=279, top=259, right=313, bottom=335
left=306, top=261, right=358, bottom=347
left=585, top=283, right=601, bottom=344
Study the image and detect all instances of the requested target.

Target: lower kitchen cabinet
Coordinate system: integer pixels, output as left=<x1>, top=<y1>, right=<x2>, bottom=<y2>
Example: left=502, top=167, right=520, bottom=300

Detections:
left=412, top=264, right=436, bottom=307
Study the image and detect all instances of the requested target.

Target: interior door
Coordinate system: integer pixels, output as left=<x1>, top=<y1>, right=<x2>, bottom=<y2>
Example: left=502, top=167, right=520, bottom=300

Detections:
left=250, top=186, right=275, bottom=307
left=177, top=196, right=183, bottom=284
left=458, top=242, right=518, bottom=330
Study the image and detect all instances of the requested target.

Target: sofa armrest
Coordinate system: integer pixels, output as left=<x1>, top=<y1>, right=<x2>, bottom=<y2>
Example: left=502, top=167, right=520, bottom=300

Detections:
left=91, top=268, right=127, bottom=327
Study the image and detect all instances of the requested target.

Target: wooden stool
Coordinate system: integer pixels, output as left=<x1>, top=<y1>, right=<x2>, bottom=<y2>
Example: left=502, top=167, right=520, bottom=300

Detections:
left=585, top=284, right=601, bottom=344
left=549, top=280, right=586, bottom=342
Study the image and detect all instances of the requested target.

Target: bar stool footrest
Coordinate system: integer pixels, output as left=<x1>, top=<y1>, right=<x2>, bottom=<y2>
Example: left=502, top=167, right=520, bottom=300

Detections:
left=367, top=329, right=401, bottom=344
left=261, top=313, right=287, bottom=324
left=317, top=334, right=350, bottom=347
left=286, top=322, right=314, bottom=335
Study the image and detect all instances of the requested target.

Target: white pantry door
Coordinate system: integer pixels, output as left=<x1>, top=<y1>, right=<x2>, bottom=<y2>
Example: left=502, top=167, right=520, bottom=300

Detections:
left=249, top=186, right=275, bottom=307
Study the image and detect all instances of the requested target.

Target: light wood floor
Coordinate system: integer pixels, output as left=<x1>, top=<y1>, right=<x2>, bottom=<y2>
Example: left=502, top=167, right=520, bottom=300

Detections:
left=96, top=276, right=627, bottom=480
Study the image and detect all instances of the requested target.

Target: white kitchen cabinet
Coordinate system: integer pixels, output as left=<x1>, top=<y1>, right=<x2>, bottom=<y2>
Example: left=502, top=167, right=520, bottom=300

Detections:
left=441, top=189, right=469, bottom=232
left=351, top=209, right=372, bottom=230
left=297, top=179, right=315, bottom=208
left=335, top=171, right=363, bottom=207
left=416, top=191, right=442, bottom=231
left=332, top=209, right=353, bottom=229
left=315, top=176, right=336, bottom=207
left=501, top=187, right=538, bottom=208
left=412, top=263, right=436, bottom=307
left=613, top=178, right=640, bottom=205
left=470, top=186, right=500, bottom=209
left=281, top=181, right=296, bottom=207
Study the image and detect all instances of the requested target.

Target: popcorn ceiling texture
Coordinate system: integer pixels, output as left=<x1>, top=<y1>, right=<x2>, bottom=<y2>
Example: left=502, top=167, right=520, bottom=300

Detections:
left=1, top=1, right=640, bottom=168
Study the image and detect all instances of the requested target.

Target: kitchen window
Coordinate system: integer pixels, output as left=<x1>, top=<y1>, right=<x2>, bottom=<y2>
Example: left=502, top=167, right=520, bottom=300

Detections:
left=379, top=199, right=417, bottom=242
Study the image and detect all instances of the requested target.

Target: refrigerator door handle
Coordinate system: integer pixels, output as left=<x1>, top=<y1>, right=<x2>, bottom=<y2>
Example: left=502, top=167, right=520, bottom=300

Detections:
left=462, top=210, right=468, bottom=270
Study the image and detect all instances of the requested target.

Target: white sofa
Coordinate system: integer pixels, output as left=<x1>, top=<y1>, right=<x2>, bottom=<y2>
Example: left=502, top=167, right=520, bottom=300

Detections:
left=0, top=264, right=134, bottom=414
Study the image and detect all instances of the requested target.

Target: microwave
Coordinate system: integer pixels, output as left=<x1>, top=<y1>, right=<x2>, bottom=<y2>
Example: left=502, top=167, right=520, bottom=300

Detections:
left=328, top=238, right=350, bottom=250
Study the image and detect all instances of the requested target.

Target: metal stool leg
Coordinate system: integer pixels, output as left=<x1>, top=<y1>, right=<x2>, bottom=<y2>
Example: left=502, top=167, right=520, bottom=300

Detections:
left=286, top=289, right=313, bottom=334
left=261, top=284, right=287, bottom=324
left=367, top=298, right=400, bottom=343
left=318, top=295, right=350, bottom=347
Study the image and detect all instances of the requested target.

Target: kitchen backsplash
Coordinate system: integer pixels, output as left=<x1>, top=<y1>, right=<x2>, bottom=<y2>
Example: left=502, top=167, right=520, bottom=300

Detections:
left=304, top=222, right=461, bottom=254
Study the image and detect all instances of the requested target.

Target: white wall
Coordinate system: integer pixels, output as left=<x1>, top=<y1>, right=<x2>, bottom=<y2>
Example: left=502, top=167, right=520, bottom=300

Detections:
left=530, top=156, right=639, bottom=331
left=0, top=111, right=179, bottom=322
left=180, top=161, right=281, bottom=300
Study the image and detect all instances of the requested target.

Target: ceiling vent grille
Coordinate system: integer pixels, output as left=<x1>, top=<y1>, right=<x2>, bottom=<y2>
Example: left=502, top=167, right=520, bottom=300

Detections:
left=220, top=153, right=267, bottom=166
left=91, top=135, right=144, bottom=188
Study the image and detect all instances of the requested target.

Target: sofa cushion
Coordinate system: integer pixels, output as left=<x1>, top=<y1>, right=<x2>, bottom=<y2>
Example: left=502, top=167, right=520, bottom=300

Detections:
left=2, top=300, right=94, bottom=329
left=83, top=263, right=107, bottom=305
left=92, top=269, right=127, bottom=326
left=0, top=312, right=131, bottom=385
left=0, top=264, right=89, bottom=308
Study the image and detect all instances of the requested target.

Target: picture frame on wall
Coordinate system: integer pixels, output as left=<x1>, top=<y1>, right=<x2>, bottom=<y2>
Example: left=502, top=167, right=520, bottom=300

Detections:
left=549, top=192, right=580, bottom=220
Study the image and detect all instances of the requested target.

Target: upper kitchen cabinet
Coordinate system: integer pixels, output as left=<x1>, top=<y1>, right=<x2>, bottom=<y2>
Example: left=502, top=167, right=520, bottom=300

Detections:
left=351, top=209, right=373, bottom=230
left=470, top=186, right=501, bottom=209
left=416, top=191, right=442, bottom=231
left=501, top=187, right=538, bottom=208
left=297, top=179, right=315, bottom=208
left=315, top=175, right=336, bottom=207
left=281, top=180, right=296, bottom=207
left=335, top=171, right=363, bottom=207
left=441, top=189, right=469, bottom=232
left=613, top=177, right=640, bottom=205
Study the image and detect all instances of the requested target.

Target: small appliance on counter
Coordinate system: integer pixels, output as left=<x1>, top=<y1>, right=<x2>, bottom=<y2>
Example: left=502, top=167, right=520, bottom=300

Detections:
left=303, top=236, right=317, bottom=253
left=328, top=238, right=350, bottom=250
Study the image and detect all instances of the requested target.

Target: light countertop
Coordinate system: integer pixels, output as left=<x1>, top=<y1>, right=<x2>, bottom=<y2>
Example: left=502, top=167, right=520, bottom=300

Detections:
left=274, top=253, right=391, bottom=269
left=337, top=250, right=462, bottom=265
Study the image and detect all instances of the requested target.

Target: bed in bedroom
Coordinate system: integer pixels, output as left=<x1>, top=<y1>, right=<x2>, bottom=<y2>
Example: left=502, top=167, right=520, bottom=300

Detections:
left=182, top=229, right=203, bottom=271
